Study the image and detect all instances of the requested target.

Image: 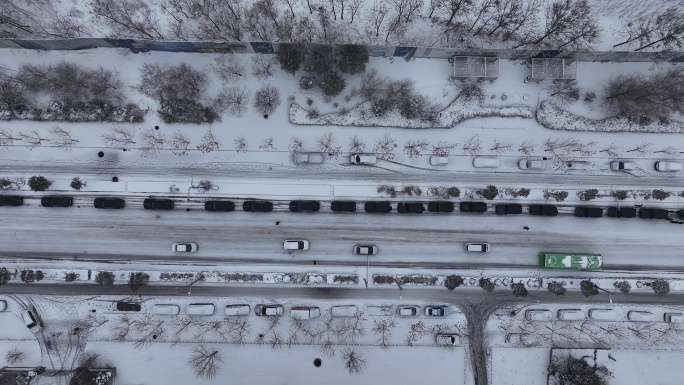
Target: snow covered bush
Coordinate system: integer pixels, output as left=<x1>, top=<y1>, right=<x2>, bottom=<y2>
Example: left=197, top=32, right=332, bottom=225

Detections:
left=95, top=271, right=115, bottom=285
left=478, top=185, right=498, bottom=200
left=319, top=71, right=346, bottom=96
left=577, top=189, right=599, bottom=201
left=28, top=175, right=51, bottom=191
left=547, top=281, right=567, bottom=296
left=253, top=85, right=281, bottom=117
left=444, top=275, right=464, bottom=291
left=511, top=282, right=528, bottom=297
left=652, top=189, right=671, bottom=201
left=336, top=45, right=369, bottom=74
left=128, top=272, right=150, bottom=292
left=479, top=278, right=495, bottom=293
left=276, top=43, right=306, bottom=75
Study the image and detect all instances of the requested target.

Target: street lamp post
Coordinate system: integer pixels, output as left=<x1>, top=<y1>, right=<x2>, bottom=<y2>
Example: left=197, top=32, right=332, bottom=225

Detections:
left=395, top=280, right=403, bottom=300
left=188, top=273, right=206, bottom=296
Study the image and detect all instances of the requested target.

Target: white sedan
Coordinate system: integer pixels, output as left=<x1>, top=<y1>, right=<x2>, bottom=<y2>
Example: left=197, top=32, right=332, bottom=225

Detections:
left=518, top=158, right=547, bottom=170
left=283, top=240, right=309, bottom=251
left=172, top=243, right=198, bottom=252
left=610, top=161, right=636, bottom=171
left=354, top=245, right=379, bottom=255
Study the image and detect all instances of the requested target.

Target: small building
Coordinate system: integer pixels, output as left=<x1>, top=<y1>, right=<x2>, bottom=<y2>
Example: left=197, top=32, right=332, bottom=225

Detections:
left=450, top=56, right=499, bottom=81
left=527, top=58, right=577, bottom=82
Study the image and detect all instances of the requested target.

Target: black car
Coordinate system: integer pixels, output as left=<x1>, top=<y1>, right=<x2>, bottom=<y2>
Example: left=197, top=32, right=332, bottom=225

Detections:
left=0, top=195, right=23, bottom=206
left=574, top=206, right=603, bottom=218
left=678, top=210, right=684, bottom=220
left=639, top=208, right=669, bottom=220
left=41, top=196, right=73, bottom=207
left=365, top=201, right=392, bottom=213
left=495, top=204, right=523, bottom=215
left=398, top=202, right=425, bottom=214
left=94, top=197, right=125, bottom=209
left=116, top=302, right=141, bottom=312
left=428, top=201, right=454, bottom=213
left=331, top=201, right=356, bottom=212
left=143, top=198, right=174, bottom=210
left=607, top=207, right=637, bottom=218
left=460, top=202, right=487, bottom=213
left=289, top=200, right=320, bottom=212
left=529, top=204, right=558, bottom=216
left=205, top=200, right=235, bottom=212
left=243, top=200, right=273, bottom=212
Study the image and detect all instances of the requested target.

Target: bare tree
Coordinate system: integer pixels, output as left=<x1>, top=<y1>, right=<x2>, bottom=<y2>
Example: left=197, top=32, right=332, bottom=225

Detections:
left=196, top=130, right=220, bottom=154
left=490, top=139, right=513, bottom=154
left=169, top=131, right=191, bottom=156
left=431, top=141, right=457, bottom=157
left=373, top=133, right=397, bottom=160
left=90, top=0, right=165, bottom=39
left=369, top=1, right=390, bottom=38
left=517, top=0, right=600, bottom=50
left=373, top=317, right=396, bottom=350
left=170, top=316, right=195, bottom=342
left=602, top=68, right=684, bottom=116
left=19, top=130, right=48, bottom=148
left=599, top=143, right=621, bottom=158
left=111, top=314, right=133, bottom=342
left=403, top=138, right=430, bottom=157
left=139, top=128, right=165, bottom=157
left=461, top=135, right=482, bottom=155
left=251, top=55, right=276, bottom=79
left=518, top=140, right=536, bottom=155
left=626, top=142, right=653, bottom=157
left=5, top=348, right=24, bottom=364
left=102, top=127, right=136, bottom=149
left=259, top=137, right=276, bottom=151
left=189, top=345, right=222, bottom=379
left=0, top=128, right=20, bottom=148
left=572, top=141, right=596, bottom=157
left=614, top=8, right=684, bottom=51
left=348, top=0, right=365, bottom=23
left=226, top=317, right=251, bottom=345
left=210, top=55, right=245, bottom=83
left=253, top=85, right=281, bottom=116
left=317, top=132, right=341, bottom=158
left=48, top=127, right=79, bottom=151
left=349, top=135, right=366, bottom=153
left=655, top=145, right=679, bottom=157
left=341, top=348, right=366, bottom=375
left=548, top=80, right=580, bottom=105
left=289, top=137, right=304, bottom=152
left=216, top=86, right=250, bottom=118
left=234, top=136, right=248, bottom=153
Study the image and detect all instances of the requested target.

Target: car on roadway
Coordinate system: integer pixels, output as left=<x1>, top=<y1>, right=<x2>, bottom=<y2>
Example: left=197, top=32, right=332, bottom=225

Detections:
left=473, top=157, right=500, bottom=168
left=465, top=243, right=490, bottom=252
left=41, top=196, right=73, bottom=207
left=0, top=195, right=23, bottom=206
left=529, top=204, right=558, bottom=216
left=143, top=198, right=174, bottom=210
left=289, top=200, right=320, bottom=212
left=292, top=152, right=324, bottom=164
left=495, top=204, right=523, bottom=215
left=255, top=304, right=284, bottom=316
left=354, top=245, right=379, bottom=255
left=116, top=302, right=141, bottom=312
left=574, top=207, right=603, bottom=218
left=243, top=200, right=273, bottom=212
left=654, top=161, right=683, bottom=172
left=518, top=158, right=547, bottom=170
left=364, top=201, right=392, bottom=213
left=610, top=161, right=636, bottom=172
left=398, top=202, right=424, bottom=214
left=429, top=156, right=448, bottom=166
left=94, top=197, right=125, bottom=209
left=284, top=240, right=309, bottom=251
left=428, top=201, right=454, bottom=213
left=204, top=200, right=235, bottom=212
left=424, top=306, right=447, bottom=317
left=398, top=306, right=420, bottom=317
left=21, top=309, right=43, bottom=333
left=331, top=201, right=356, bottom=212
left=436, top=334, right=460, bottom=345
left=172, top=243, right=198, bottom=252
left=639, top=208, right=669, bottom=220
left=350, top=154, right=377, bottom=165
left=460, top=201, right=487, bottom=213
left=607, top=207, right=637, bottom=218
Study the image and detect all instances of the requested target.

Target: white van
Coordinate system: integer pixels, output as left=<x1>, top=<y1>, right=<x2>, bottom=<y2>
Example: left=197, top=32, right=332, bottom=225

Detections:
left=152, top=304, right=180, bottom=315
left=331, top=305, right=358, bottom=317
left=0, top=300, right=6, bottom=311
left=429, top=156, right=448, bottom=166
left=225, top=304, right=250, bottom=316
left=589, top=309, right=617, bottom=321
left=664, top=313, right=683, bottom=323
left=290, top=306, right=321, bottom=319
left=558, top=309, right=585, bottom=321
left=187, top=304, right=215, bottom=316
left=473, top=157, right=500, bottom=168
left=628, top=311, right=655, bottom=322
left=525, top=309, right=552, bottom=321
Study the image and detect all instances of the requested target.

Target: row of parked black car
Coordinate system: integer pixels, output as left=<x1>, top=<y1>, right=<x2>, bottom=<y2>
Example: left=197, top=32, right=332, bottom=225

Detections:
left=0, top=195, right=126, bottom=209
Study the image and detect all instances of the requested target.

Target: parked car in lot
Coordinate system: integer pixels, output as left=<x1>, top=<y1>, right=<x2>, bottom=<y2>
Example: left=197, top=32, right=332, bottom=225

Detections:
left=354, top=245, right=379, bottom=255
left=172, top=243, right=198, bottom=252
left=607, top=207, right=637, bottom=218
left=116, top=302, right=141, bottom=312
left=289, top=200, right=320, bottom=212
left=21, top=309, right=43, bottom=333
left=225, top=304, right=251, bottom=316
left=574, top=207, right=603, bottom=218
left=398, top=202, right=425, bottom=213
left=364, top=201, right=392, bottom=213
left=429, top=156, right=448, bottom=166
left=0, top=300, right=6, bottom=311
left=465, top=243, right=490, bottom=252
left=678, top=210, right=684, bottom=220
left=398, top=306, right=420, bottom=317
left=0, top=195, right=23, bottom=206
left=94, top=197, right=125, bottom=209
left=350, top=154, right=377, bottom=165
left=428, top=201, right=454, bottom=213
left=255, top=304, right=284, bottom=316
left=290, top=306, right=321, bottom=319
left=473, top=157, right=500, bottom=168
left=424, top=306, right=447, bottom=317
left=436, top=334, right=460, bottom=345
left=283, top=240, right=309, bottom=251
left=143, top=198, right=174, bottom=210
left=460, top=201, right=487, bottom=213
left=152, top=304, right=180, bottom=315
left=331, top=305, right=358, bottom=317
left=529, top=204, right=558, bottom=216
left=292, top=152, right=324, bottom=164
left=518, top=158, right=547, bottom=170
left=331, top=201, right=356, bottom=212
left=187, top=304, right=215, bottom=316
left=41, top=196, right=73, bottom=207
left=654, top=161, right=683, bottom=172
left=495, top=204, right=523, bottom=215
left=204, top=200, right=235, bottom=212
left=639, top=208, right=669, bottom=220
left=243, top=200, right=273, bottom=212
left=610, top=161, right=636, bottom=172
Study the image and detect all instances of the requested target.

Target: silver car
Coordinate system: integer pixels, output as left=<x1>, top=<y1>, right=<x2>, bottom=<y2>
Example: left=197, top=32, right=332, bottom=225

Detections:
left=518, top=158, right=546, bottom=170
left=293, top=152, right=324, bottom=164
left=172, top=243, right=198, bottom=252
left=21, top=309, right=43, bottom=333
left=354, top=245, right=379, bottom=255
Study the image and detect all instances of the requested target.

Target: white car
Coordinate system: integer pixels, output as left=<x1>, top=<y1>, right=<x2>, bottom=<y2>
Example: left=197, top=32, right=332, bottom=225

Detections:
left=610, top=161, right=636, bottom=171
left=172, top=243, right=198, bottom=252
left=518, top=158, right=546, bottom=170
left=21, top=309, right=43, bottom=333
left=466, top=243, right=490, bottom=252
left=354, top=245, right=379, bottom=255
left=473, top=157, right=500, bottom=168
left=654, top=161, right=683, bottom=172
left=255, top=304, right=284, bottom=316
left=350, top=154, right=377, bottom=165
left=436, top=334, right=460, bottom=345
left=293, top=152, right=324, bottom=164
left=425, top=306, right=447, bottom=317
left=283, top=240, right=309, bottom=251
left=429, top=156, right=448, bottom=166
left=398, top=306, right=420, bottom=317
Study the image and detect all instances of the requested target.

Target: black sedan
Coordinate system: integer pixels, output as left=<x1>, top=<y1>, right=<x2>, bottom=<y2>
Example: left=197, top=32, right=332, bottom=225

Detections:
left=398, top=202, right=425, bottom=213
left=607, top=207, right=636, bottom=218
left=41, top=196, right=73, bottom=207
left=205, top=200, right=235, bottom=212
left=529, top=204, right=558, bottom=216
left=460, top=202, right=487, bottom=213
left=639, top=208, right=669, bottom=220
left=495, top=204, right=523, bottom=215
left=289, top=200, right=320, bottom=212
left=243, top=200, right=273, bottom=212
left=0, top=195, right=23, bottom=206
left=94, top=197, right=125, bottom=209
left=428, top=201, right=454, bottom=213
left=331, top=201, right=356, bottom=212
left=116, top=302, right=141, bottom=312
left=364, top=201, right=392, bottom=213
left=574, top=206, right=603, bottom=218
left=143, top=198, right=174, bottom=210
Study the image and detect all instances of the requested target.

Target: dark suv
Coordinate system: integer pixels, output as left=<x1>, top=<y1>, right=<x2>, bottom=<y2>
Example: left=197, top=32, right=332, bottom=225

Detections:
left=289, top=200, right=320, bottom=212
left=529, top=204, right=558, bottom=216
left=398, top=202, right=424, bottom=214
left=574, top=206, right=603, bottom=218
left=116, top=302, right=141, bottom=312
left=365, top=201, right=392, bottom=213
left=428, top=201, right=454, bottom=213
left=607, top=207, right=636, bottom=218
left=460, top=202, right=487, bottom=213
left=495, top=204, right=523, bottom=215
left=143, top=198, right=174, bottom=210
left=243, top=200, right=273, bottom=212
left=331, top=201, right=356, bottom=212
left=639, top=208, right=669, bottom=220
left=94, top=197, right=125, bottom=209
left=205, top=201, right=235, bottom=212
left=41, top=196, right=73, bottom=207
left=0, top=196, right=23, bottom=206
